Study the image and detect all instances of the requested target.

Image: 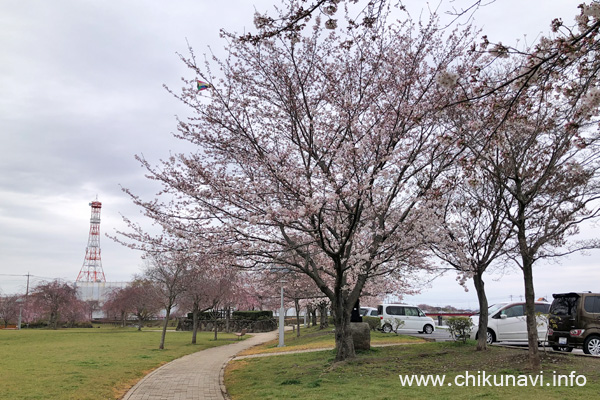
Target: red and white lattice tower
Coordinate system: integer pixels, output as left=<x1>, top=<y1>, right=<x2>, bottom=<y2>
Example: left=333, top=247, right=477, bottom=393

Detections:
left=76, top=200, right=106, bottom=282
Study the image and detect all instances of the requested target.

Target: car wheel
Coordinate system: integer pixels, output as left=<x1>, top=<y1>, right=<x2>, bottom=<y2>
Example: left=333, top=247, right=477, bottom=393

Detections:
left=551, top=345, right=573, bottom=353
left=583, top=336, right=600, bottom=356
left=382, top=323, right=393, bottom=334
left=423, top=324, right=433, bottom=334
left=486, top=329, right=495, bottom=345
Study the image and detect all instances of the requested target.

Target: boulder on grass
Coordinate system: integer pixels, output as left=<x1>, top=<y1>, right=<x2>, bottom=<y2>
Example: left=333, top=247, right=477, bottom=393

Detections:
left=350, top=322, right=371, bottom=350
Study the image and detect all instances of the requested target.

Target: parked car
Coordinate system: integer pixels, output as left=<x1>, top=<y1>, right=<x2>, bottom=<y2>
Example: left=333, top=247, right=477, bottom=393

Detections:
left=469, top=301, right=551, bottom=344
left=377, top=304, right=435, bottom=334
left=547, top=292, right=600, bottom=355
left=360, top=307, right=378, bottom=317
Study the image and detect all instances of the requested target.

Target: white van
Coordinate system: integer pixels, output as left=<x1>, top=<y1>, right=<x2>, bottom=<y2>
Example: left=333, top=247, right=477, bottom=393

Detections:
left=470, top=301, right=550, bottom=344
left=377, top=304, right=435, bottom=334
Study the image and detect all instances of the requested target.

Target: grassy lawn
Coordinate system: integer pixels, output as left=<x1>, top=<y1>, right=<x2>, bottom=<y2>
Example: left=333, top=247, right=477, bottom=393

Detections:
left=0, top=326, right=241, bottom=399
left=238, top=325, right=426, bottom=356
left=226, top=340, right=600, bottom=399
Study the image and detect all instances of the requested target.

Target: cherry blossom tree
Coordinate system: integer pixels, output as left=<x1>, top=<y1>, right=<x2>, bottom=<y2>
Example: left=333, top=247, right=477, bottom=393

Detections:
left=127, top=279, right=162, bottom=331
left=83, top=300, right=100, bottom=321
left=176, top=251, right=241, bottom=342
left=143, top=252, right=189, bottom=349
left=178, top=264, right=212, bottom=344
left=203, top=266, right=239, bottom=341
left=103, top=287, right=134, bottom=327
left=0, top=294, right=21, bottom=328
left=240, top=0, right=488, bottom=44
left=122, top=10, right=481, bottom=361
left=457, top=51, right=600, bottom=367
left=463, top=2, right=600, bottom=132
left=430, top=166, right=514, bottom=351
left=30, top=280, right=82, bottom=329
left=62, top=299, right=88, bottom=327
left=489, top=108, right=600, bottom=368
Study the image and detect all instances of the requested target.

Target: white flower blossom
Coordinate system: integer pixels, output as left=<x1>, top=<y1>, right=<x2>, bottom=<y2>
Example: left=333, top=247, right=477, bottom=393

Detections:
left=436, top=70, right=459, bottom=89
left=576, top=13, right=590, bottom=32
left=325, top=19, right=337, bottom=30
left=323, top=5, right=337, bottom=16
left=583, top=2, right=600, bottom=19
left=489, top=42, right=510, bottom=59
left=580, top=87, right=600, bottom=113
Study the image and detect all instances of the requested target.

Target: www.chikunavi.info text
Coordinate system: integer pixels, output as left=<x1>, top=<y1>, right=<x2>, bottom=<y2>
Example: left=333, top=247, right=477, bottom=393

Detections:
left=399, top=371, right=586, bottom=387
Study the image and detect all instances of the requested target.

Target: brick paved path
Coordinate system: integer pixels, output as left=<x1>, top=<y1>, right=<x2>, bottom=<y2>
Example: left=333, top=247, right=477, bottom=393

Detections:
left=122, top=330, right=278, bottom=400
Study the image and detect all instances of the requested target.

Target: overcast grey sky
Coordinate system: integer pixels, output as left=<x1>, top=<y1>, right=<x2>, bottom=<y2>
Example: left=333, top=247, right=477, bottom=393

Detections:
left=0, top=1, right=595, bottom=307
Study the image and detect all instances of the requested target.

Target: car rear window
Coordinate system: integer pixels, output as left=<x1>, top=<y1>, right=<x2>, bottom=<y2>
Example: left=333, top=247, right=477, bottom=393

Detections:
left=550, top=296, right=579, bottom=316
left=584, top=296, right=600, bottom=313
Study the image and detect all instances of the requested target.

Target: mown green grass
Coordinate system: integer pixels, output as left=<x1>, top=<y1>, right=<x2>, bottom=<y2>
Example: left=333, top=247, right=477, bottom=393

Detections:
left=227, top=341, right=600, bottom=400
left=238, top=325, right=425, bottom=356
left=0, top=326, right=240, bottom=399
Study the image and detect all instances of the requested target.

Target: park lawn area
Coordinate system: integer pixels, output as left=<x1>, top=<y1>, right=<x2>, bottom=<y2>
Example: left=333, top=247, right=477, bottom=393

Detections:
left=226, top=341, right=600, bottom=400
left=0, top=326, right=241, bottom=399
left=238, top=325, right=425, bottom=356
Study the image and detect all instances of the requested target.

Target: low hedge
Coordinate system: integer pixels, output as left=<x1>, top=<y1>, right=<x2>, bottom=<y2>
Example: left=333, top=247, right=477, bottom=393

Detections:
left=187, top=312, right=216, bottom=320
left=186, top=310, right=274, bottom=321
left=232, top=310, right=273, bottom=320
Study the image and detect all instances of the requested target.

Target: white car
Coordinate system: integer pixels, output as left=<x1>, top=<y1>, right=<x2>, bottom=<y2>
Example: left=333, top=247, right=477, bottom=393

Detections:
left=377, top=304, right=435, bottom=334
left=470, top=301, right=551, bottom=344
left=360, top=307, right=378, bottom=317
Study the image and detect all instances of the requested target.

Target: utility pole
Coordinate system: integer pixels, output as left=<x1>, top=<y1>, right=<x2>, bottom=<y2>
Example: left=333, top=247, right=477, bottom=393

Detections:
left=278, top=280, right=286, bottom=347
left=24, top=272, right=30, bottom=326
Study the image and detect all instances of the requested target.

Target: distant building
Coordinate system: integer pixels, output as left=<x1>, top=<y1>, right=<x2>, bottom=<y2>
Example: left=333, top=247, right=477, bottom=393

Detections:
left=74, top=281, right=130, bottom=318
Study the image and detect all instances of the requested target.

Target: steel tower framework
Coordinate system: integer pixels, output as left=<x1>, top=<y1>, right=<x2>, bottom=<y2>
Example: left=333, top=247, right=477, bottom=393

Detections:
left=76, top=200, right=106, bottom=282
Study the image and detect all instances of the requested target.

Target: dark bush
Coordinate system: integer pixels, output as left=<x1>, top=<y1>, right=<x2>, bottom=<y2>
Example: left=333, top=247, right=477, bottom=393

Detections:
left=232, top=310, right=273, bottom=320
left=187, top=311, right=219, bottom=320
left=24, top=320, right=49, bottom=329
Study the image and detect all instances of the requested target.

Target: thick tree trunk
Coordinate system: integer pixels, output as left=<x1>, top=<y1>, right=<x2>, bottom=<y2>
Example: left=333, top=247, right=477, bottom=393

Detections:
left=312, top=309, right=317, bottom=327
left=473, top=272, right=489, bottom=351
left=332, top=297, right=355, bottom=361
left=50, top=311, right=58, bottom=330
left=319, top=302, right=328, bottom=329
left=159, top=308, right=171, bottom=350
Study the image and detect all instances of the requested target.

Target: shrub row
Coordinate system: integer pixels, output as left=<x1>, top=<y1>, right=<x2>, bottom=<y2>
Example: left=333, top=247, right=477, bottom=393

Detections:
left=186, top=310, right=274, bottom=321
left=232, top=310, right=273, bottom=320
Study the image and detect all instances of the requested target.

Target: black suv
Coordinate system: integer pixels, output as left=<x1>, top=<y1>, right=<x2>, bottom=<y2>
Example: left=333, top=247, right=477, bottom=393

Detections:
left=547, top=292, right=600, bottom=355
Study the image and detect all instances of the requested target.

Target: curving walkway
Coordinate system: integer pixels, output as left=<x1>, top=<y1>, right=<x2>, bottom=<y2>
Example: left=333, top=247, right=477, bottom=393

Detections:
left=122, top=330, right=278, bottom=400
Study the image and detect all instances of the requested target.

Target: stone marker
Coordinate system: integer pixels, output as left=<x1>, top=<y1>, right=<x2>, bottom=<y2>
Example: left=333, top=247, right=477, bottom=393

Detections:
left=350, top=322, right=371, bottom=350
